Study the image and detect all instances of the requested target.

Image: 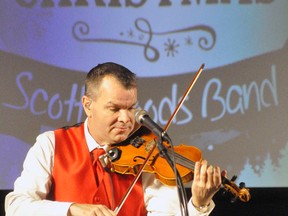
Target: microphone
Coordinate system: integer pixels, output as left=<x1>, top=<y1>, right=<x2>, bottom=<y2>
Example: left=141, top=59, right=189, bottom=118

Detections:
left=135, top=109, right=171, bottom=143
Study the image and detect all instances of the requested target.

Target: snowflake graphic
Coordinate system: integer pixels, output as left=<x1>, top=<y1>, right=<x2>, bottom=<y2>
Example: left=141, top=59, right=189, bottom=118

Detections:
left=164, top=38, right=179, bottom=57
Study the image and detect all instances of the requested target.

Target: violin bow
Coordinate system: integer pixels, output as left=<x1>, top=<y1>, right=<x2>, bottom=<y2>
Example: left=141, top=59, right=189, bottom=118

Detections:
left=114, top=64, right=205, bottom=215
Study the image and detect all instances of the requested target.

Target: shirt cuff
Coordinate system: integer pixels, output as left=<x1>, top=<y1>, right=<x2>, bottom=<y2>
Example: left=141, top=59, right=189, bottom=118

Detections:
left=187, top=198, right=215, bottom=216
left=47, top=201, right=73, bottom=216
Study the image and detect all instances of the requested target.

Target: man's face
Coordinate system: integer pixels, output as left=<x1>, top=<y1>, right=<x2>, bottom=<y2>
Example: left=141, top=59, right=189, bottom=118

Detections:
left=83, top=76, right=137, bottom=145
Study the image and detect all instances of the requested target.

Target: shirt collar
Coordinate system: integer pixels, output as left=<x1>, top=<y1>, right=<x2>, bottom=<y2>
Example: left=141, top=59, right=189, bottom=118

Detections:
left=84, top=118, right=108, bottom=152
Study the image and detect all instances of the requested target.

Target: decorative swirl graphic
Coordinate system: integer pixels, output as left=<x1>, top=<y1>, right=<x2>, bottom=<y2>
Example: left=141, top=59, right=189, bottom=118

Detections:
left=134, top=18, right=159, bottom=62
left=73, top=21, right=90, bottom=37
left=72, top=18, right=216, bottom=62
left=72, top=20, right=159, bottom=62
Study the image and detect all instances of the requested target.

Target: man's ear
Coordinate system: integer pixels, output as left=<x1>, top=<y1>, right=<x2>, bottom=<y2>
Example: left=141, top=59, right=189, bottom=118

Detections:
left=82, top=96, right=92, bottom=115
left=85, top=102, right=91, bottom=110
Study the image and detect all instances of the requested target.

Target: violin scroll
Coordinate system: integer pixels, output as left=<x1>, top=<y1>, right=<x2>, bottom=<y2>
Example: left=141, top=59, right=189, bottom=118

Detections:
left=222, top=175, right=251, bottom=203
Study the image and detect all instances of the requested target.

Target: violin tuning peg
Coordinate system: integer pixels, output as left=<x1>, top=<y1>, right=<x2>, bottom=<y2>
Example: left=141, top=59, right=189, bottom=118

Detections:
left=239, top=182, right=246, bottom=189
left=230, top=175, right=237, bottom=182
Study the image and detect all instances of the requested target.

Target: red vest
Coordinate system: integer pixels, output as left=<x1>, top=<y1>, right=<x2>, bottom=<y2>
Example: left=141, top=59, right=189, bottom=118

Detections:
left=51, top=123, right=147, bottom=216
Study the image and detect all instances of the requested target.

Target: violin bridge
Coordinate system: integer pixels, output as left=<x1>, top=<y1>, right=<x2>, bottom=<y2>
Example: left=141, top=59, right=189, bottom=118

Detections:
left=145, top=140, right=156, bottom=153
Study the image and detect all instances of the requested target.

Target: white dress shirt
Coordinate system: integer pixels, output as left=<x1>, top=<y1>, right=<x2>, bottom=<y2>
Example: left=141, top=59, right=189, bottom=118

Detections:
left=5, top=119, right=214, bottom=216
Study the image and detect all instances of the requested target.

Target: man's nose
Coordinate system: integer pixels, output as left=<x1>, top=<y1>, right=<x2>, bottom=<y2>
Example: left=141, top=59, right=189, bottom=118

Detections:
left=118, top=109, right=131, bottom=123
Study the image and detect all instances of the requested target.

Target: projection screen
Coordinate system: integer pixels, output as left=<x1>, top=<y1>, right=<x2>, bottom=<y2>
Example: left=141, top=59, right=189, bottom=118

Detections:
left=0, top=0, right=288, bottom=189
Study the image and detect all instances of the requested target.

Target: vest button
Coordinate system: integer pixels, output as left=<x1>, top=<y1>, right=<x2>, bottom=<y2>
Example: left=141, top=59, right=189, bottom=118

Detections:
left=94, top=197, right=101, bottom=202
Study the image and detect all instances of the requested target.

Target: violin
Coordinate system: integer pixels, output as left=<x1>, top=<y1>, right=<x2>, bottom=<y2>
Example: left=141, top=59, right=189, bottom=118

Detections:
left=105, top=126, right=251, bottom=203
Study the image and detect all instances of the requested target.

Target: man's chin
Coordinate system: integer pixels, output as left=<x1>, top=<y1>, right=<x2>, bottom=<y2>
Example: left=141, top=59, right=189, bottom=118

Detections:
left=112, top=132, right=130, bottom=143
left=110, top=127, right=133, bottom=142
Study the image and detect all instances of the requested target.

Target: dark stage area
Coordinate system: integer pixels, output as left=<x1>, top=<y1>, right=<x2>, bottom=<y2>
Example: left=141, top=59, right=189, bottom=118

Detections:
left=1, top=188, right=287, bottom=216
left=208, top=187, right=288, bottom=216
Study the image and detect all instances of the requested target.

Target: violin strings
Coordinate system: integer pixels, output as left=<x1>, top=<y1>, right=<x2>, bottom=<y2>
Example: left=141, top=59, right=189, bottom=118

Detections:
left=166, top=148, right=196, bottom=170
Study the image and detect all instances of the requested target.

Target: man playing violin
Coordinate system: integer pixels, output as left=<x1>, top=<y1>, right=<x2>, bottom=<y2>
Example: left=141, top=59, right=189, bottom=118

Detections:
left=5, top=62, right=226, bottom=216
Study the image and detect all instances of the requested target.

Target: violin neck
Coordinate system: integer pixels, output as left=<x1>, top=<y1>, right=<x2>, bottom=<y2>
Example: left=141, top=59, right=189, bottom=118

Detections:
left=164, top=148, right=196, bottom=171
